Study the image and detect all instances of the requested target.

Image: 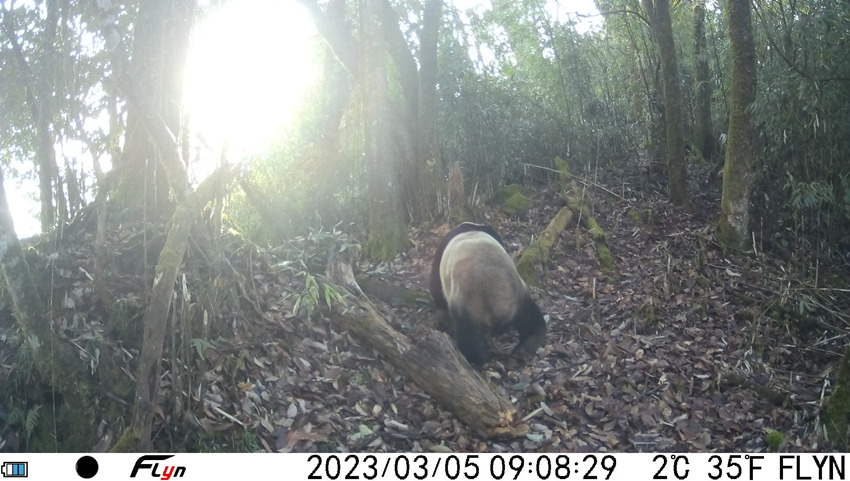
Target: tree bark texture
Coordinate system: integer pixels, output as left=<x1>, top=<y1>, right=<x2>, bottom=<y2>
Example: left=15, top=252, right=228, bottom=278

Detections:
left=717, top=0, right=757, bottom=250
left=297, top=0, right=360, bottom=78
left=113, top=0, right=194, bottom=221
left=326, top=286, right=528, bottom=437
left=313, top=0, right=353, bottom=223
left=297, top=0, right=441, bottom=226
left=377, top=0, right=438, bottom=223
left=324, top=233, right=528, bottom=437
left=0, top=3, right=62, bottom=232
left=643, top=0, right=690, bottom=207
left=361, top=0, right=407, bottom=260
left=131, top=163, right=237, bottom=450
left=692, top=0, right=715, bottom=161
left=413, top=0, right=443, bottom=221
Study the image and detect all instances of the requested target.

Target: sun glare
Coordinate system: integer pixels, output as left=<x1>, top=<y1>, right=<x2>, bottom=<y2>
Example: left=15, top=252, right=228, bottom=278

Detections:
left=185, top=0, right=319, bottom=175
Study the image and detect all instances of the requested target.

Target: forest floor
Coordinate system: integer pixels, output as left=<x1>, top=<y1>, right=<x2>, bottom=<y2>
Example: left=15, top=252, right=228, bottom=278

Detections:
left=2, top=167, right=848, bottom=453
left=314, top=175, right=843, bottom=454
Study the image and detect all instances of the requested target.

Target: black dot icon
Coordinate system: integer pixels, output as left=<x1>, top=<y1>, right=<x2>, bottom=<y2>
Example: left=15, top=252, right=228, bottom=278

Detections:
left=76, top=456, right=98, bottom=479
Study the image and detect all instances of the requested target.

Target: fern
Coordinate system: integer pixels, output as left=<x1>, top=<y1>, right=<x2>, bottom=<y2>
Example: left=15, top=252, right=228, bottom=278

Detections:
left=7, top=406, right=24, bottom=426
left=6, top=404, right=42, bottom=443
left=24, top=405, right=41, bottom=440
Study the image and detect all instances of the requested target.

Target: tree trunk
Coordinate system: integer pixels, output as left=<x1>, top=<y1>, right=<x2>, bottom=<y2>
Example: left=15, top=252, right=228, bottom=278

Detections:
left=692, top=0, right=715, bottom=162
left=413, top=0, right=443, bottom=221
left=298, top=0, right=359, bottom=77
left=130, top=163, right=237, bottom=450
left=113, top=0, right=194, bottom=221
left=0, top=4, right=61, bottom=232
left=377, top=0, right=438, bottom=223
left=717, top=0, right=757, bottom=250
left=643, top=0, right=690, bottom=207
left=299, top=0, right=440, bottom=226
left=361, top=0, right=407, bottom=260
left=312, top=0, right=353, bottom=224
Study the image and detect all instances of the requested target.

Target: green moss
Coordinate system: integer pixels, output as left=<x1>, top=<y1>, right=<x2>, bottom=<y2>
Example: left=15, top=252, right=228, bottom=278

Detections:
left=515, top=257, right=537, bottom=287
left=111, top=428, right=142, bottom=452
left=554, top=156, right=571, bottom=190
left=350, top=371, right=369, bottom=386
left=766, top=430, right=783, bottom=451
left=450, top=205, right=476, bottom=224
left=502, top=191, right=532, bottom=216
left=364, top=231, right=407, bottom=262
left=100, top=364, right=136, bottom=400
left=596, top=245, right=614, bottom=273
left=516, top=244, right=548, bottom=286
left=628, top=208, right=656, bottom=225
left=586, top=217, right=606, bottom=242
left=567, top=196, right=589, bottom=217
left=490, top=184, right=523, bottom=205
left=29, top=398, right=98, bottom=451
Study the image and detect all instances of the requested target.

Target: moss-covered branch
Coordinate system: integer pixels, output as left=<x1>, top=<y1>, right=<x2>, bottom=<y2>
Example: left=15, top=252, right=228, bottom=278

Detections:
left=567, top=195, right=614, bottom=273
left=516, top=207, right=573, bottom=286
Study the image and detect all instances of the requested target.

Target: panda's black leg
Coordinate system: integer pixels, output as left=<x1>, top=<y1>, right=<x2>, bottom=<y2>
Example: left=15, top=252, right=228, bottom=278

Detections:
left=451, top=308, right=489, bottom=364
left=511, top=297, right=547, bottom=356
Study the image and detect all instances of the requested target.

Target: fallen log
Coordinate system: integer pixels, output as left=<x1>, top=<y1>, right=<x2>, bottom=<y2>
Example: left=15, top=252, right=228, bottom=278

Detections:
left=516, top=206, right=573, bottom=286
left=324, top=253, right=528, bottom=438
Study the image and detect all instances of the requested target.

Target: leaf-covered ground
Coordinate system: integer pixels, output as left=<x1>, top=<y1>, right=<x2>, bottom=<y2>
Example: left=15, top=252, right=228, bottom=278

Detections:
left=1, top=172, right=847, bottom=453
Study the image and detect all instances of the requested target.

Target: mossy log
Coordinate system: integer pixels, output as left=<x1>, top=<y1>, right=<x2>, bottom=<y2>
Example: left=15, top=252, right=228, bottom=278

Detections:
left=502, top=192, right=532, bottom=216
left=356, top=277, right=429, bottom=307
left=516, top=207, right=573, bottom=286
left=567, top=195, right=613, bottom=273
left=325, top=261, right=528, bottom=438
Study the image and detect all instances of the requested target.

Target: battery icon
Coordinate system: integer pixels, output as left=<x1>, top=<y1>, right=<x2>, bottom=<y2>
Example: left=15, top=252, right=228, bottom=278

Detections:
left=1, top=462, right=27, bottom=478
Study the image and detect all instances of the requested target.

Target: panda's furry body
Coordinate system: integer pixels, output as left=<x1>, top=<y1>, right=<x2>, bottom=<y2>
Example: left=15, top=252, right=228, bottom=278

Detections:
left=430, top=223, right=547, bottom=364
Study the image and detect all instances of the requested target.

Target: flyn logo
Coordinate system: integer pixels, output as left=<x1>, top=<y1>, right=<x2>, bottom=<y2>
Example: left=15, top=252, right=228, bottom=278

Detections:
left=130, top=455, right=186, bottom=480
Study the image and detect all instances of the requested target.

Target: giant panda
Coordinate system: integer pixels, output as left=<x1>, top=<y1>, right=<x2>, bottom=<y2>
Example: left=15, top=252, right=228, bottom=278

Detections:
left=429, top=222, right=547, bottom=364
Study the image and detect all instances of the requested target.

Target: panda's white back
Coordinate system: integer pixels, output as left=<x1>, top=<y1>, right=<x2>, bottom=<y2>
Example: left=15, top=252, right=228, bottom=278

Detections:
left=438, top=231, right=527, bottom=329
